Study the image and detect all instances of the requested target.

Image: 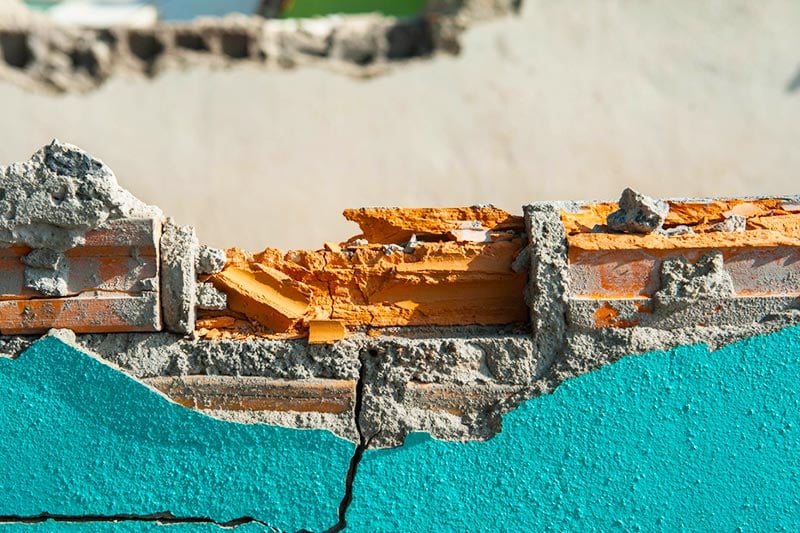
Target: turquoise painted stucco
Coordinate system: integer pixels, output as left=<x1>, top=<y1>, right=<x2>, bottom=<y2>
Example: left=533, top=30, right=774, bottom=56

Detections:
left=2, top=327, right=800, bottom=531
left=348, top=326, right=800, bottom=532
left=0, top=336, right=354, bottom=533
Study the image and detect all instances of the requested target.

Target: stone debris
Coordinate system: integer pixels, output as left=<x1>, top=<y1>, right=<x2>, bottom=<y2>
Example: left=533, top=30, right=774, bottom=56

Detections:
left=606, top=188, right=669, bottom=234
left=0, top=140, right=158, bottom=250
left=195, top=282, right=227, bottom=310
left=708, top=214, right=747, bottom=233
left=196, top=245, right=227, bottom=275
left=659, top=224, right=694, bottom=237
left=382, top=244, right=404, bottom=256
left=403, top=233, right=419, bottom=254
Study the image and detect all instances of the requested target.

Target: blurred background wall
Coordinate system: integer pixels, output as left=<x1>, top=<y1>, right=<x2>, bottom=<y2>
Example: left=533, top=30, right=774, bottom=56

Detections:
left=0, top=0, right=798, bottom=250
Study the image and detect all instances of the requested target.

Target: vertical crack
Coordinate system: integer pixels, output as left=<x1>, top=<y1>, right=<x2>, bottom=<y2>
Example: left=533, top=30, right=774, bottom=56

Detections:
left=324, top=349, right=376, bottom=533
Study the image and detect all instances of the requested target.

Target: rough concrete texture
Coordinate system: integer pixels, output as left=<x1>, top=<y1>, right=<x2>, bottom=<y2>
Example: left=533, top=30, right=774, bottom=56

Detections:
left=709, top=213, right=747, bottom=233
left=194, top=281, right=227, bottom=310
left=0, top=0, right=518, bottom=94
left=606, top=187, right=669, bottom=234
left=78, top=328, right=536, bottom=446
left=22, top=247, right=69, bottom=296
left=654, top=250, right=735, bottom=307
left=0, top=140, right=158, bottom=251
left=159, top=219, right=198, bottom=334
left=523, top=203, right=569, bottom=370
left=195, top=244, right=226, bottom=275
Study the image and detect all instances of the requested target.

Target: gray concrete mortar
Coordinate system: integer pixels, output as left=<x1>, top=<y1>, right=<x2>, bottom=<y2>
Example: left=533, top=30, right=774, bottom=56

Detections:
left=0, top=139, right=159, bottom=251
left=159, top=220, right=198, bottom=334
left=76, top=331, right=540, bottom=447
left=523, top=203, right=571, bottom=371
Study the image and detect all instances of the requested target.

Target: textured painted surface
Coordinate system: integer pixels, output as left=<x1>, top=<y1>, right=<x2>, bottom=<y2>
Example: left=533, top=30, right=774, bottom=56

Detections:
left=348, top=325, right=800, bottom=532
left=3, top=328, right=800, bottom=531
left=0, top=336, right=354, bottom=533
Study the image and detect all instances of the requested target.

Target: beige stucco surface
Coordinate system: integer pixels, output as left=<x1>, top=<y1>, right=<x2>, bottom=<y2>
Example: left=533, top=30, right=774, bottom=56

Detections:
left=0, top=1, right=798, bottom=250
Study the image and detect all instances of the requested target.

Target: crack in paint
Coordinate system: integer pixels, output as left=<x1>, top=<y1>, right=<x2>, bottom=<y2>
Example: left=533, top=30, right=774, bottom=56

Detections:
left=323, top=349, right=378, bottom=533
left=0, top=512, right=285, bottom=531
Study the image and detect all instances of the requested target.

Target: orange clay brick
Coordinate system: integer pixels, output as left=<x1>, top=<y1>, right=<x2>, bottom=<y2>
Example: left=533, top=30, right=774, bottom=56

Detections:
left=307, top=319, right=347, bottom=344
left=145, top=376, right=355, bottom=414
left=343, top=207, right=524, bottom=244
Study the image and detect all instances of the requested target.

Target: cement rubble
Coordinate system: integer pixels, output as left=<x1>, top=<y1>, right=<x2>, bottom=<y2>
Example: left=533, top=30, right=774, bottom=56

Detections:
left=0, top=140, right=158, bottom=251
left=0, top=144, right=797, bottom=452
left=196, top=245, right=227, bottom=275
left=606, top=187, right=669, bottom=234
left=195, top=282, right=228, bottom=310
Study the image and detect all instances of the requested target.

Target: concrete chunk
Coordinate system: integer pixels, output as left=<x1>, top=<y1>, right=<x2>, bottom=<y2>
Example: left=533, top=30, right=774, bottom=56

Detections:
left=160, top=219, right=198, bottom=334
left=196, top=281, right=227, bottom=310
left=196, top=245, right=227, bottom=275
left=607, top=188, right=669, bottom=234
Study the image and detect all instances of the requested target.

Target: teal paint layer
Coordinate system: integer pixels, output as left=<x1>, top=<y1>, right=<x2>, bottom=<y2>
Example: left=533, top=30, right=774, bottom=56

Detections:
left=349, top=326, right=800, bottom=532
left=0, top=336, right=354, bottom=533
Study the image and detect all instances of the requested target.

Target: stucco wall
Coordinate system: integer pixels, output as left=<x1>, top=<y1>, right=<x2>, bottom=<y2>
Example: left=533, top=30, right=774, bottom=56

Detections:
left=0, top=0, right=798, bottom=250
left=2, top=325, right=799, bottom=531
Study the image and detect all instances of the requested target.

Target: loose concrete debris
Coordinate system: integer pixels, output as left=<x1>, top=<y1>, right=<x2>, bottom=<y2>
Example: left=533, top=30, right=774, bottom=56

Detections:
left=606, top=188, right=669, bottom=234
left=195, top=282, right=228, bottom=310
left=709, top=213, right=747, bottom=233
left=1, top=145, right=800, bottom=449
left=0, top=0, right=521, bottom=94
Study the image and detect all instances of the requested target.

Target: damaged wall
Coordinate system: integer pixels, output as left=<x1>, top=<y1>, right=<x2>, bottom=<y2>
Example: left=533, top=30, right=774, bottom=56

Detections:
left=0, top=335, right=352, bottom=533
left=0, top=0, right=520, bottom=94
left=0, top=140, right=799, bottom=529
left=347, top=327, right=800, bottom=531
left=2, top=323, right=799, bottom=531
left=1, top=1, right=799, bottom=251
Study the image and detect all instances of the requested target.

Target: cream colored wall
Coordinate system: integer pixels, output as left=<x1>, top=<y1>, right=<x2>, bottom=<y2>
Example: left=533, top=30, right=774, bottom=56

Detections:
left=0, top=0, right=798, bottom=250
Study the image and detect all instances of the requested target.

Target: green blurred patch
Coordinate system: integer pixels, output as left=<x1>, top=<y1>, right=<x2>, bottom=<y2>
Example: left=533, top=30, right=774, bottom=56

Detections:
left=23, top=0, right=58, bottom=10
left=282, top=0, right=426, bottom=18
